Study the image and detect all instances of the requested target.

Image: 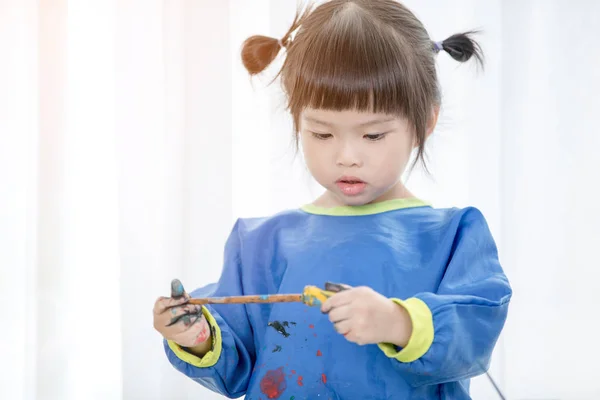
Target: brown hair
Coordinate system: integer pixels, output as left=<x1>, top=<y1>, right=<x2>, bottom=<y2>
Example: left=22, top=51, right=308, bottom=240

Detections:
left=241, top=0, right=483, bottom=169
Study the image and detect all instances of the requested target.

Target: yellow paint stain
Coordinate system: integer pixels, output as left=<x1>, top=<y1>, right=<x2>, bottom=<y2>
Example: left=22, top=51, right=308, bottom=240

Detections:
left=301, top=285, right=334, bottom=306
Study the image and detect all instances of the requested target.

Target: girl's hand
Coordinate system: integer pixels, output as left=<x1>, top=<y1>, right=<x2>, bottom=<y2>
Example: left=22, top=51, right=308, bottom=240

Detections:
left=153, top=279, right=211, bottom=348
left=321, top=283, right=413, bottom=347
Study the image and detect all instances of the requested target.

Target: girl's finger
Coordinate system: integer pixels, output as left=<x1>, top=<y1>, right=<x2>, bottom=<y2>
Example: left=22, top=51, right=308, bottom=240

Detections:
left=153, top=296, right=169, bottom=314
left=153, top=295, right=188, bottom=315
left=170, top=315, right=211, bottom=347
left=321, top=290, right=353, bottom=314
left=333, top=319, right=352, bottom=336
left=328, top=304, right=352, bottom=324
left=171, top=278, right=187, bottom=298
left=162, top=312, right=205, bottom=338
left=164, top=304, right=203, bottom=327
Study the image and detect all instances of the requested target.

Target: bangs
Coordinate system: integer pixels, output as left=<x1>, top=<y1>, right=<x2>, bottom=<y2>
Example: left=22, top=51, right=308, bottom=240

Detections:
left=281, top=3, right=432, bottom=124
left=242, top=0, right=482, bottom=171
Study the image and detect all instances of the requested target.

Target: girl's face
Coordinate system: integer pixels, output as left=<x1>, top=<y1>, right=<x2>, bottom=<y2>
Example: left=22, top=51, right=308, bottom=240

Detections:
left=299, top=107, right=428, bottom=207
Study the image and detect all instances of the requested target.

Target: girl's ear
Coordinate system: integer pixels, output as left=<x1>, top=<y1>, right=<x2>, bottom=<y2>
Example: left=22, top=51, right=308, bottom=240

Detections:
left=426, top=106, right=440, bottom=139
left=413, top=106, right=440, bottom=149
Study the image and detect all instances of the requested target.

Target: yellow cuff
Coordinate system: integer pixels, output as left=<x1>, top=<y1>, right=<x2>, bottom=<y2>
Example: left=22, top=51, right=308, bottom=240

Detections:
left=378, top=298, right=434, bottom=363
left=167, top=306, right=223, bottom=368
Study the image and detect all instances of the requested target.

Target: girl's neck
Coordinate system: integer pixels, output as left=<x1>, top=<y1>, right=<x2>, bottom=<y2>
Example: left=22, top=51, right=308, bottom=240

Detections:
left=313, top=182, right=415, bottom=208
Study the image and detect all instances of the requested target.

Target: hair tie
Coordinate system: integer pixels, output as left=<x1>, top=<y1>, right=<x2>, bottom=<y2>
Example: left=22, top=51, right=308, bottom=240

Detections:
left=433, top=41, right=444, bottom=53
left=278, top=37, right=292, bottom=49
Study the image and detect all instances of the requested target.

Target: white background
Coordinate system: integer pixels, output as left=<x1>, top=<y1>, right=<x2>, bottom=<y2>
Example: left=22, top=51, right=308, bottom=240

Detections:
left=1, top=0, right=599, bottom=399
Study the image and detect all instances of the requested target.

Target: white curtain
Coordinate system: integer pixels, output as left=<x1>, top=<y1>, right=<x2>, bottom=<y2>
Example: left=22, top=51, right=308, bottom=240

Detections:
left=1, top=1, right=598, bottom=399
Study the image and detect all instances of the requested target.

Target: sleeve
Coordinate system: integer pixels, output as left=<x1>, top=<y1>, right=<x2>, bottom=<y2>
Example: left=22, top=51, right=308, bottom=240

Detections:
left=163, top=220, right=255, bottom=398
left=377, top=207, right=512, bottom=387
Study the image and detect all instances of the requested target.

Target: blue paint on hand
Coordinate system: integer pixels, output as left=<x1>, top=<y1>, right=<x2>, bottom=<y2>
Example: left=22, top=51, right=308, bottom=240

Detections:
left=171, top=278, right=185, bottom=298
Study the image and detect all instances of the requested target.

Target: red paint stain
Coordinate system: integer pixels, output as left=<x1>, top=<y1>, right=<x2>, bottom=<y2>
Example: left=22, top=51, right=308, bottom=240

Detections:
left=309, top=324, right=314, bottom=329
left=193, top=322, right=210, bottom=345
left=313, top=333, right=317, bottom=337
left=316, top=350, right=322, bottom=356
left=321, top=373, right=328, bottom=384
left=260, top=367, right=287, bottom=399
left=291, top=370, right=296, bottom=374
left=297, top=375, right=304, bottom=387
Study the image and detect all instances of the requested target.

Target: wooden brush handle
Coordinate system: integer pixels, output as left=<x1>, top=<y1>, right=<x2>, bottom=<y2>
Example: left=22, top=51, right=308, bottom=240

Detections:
left=187, top=285, right=336, bottom=306
left=188, top=293, right=303, bottom=305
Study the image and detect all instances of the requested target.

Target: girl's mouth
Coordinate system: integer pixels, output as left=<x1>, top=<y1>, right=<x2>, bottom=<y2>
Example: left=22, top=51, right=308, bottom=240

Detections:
left=335, top=177, right=367, bottom=196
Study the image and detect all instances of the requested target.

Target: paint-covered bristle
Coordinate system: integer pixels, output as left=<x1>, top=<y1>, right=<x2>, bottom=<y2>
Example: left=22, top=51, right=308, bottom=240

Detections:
left=301, top=285, right=334, bottom=306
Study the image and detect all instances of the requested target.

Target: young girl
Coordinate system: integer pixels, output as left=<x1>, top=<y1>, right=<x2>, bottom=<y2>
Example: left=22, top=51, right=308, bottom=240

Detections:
left=153, top=1, right=511, bottom=399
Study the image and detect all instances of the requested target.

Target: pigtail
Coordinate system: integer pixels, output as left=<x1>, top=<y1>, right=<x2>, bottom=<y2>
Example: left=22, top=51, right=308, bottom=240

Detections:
left=433, top=31, right=484, bottom=69
left=241, top=1, right=314, bottom=76
left=241, top=35, right=283, bottom=76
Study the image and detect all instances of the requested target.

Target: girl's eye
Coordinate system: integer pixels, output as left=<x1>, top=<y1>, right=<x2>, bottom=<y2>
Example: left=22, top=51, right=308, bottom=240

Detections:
left=312, top=132, right=333, bottom=140
left=364, top=133, right=387, bottom=141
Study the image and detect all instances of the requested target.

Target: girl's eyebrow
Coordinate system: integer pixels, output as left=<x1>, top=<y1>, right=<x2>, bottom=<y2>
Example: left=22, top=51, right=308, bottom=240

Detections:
left=304, top=116, right=396, bottom=128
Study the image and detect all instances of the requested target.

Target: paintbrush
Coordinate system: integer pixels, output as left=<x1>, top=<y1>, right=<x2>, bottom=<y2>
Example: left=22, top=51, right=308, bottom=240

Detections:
left=188, top=285, right=337, bottom=307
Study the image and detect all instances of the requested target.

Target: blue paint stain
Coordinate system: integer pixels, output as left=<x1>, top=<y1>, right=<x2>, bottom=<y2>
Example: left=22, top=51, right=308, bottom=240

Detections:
left=260, top=295, right=269, bottom=300
left=171, top=278, right=185, bottom=297
left=301, top=294, right=323, bottom=307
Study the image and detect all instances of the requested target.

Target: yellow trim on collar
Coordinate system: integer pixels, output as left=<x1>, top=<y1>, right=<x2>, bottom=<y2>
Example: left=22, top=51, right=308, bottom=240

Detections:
left=378, top=298, right=434, bottom=363
left=167, top=306, right=222, bottom=368
left=300, top=198, right=429, bottom=216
